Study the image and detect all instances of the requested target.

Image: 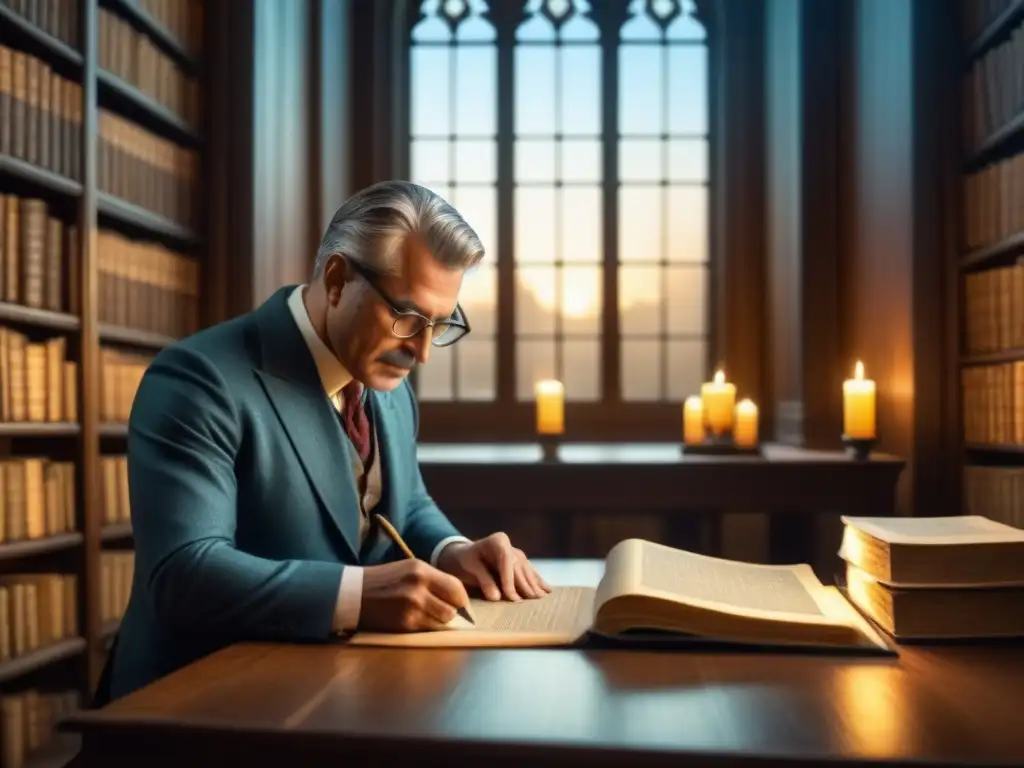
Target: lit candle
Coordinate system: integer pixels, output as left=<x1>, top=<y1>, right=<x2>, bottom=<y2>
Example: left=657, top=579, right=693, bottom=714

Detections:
left=535, top=379, right=564, bottom=436
left=842, top=361, right=876, bottom=439
left=734, top=399, right=759, bottom=448
left=683, top=396, right=705, bottom=445
left=700, top=369, right=736, bottom=436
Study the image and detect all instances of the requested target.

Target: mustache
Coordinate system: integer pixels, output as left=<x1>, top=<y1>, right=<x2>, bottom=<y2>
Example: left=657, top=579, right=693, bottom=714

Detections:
left=379, top=349, right=416, bottom=369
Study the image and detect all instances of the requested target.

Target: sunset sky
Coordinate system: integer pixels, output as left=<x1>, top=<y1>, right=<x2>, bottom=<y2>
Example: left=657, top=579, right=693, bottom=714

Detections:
left=408, top=0, right=708, bottom=402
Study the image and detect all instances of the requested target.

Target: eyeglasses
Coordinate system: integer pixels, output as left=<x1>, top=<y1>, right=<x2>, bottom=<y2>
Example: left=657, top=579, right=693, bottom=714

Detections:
left=345, top=258, right=471, bottom=347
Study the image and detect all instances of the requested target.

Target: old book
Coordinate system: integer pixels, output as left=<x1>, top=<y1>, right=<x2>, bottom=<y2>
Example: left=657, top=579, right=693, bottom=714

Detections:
left=346, top=539, right=891, bottom=653
left=839, top=515, right=1024, bottom=587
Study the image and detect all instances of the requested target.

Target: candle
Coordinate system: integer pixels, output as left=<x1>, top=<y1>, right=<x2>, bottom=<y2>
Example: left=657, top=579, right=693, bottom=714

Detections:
left=842, top=361, right=876, bottom=439
left=700, top=369, right=736, bottom=435
left=683, top=396, right=705, bottom=445
left=734, top=399, right=759, bottom=448
left=535, top=379, right=564, bottom=436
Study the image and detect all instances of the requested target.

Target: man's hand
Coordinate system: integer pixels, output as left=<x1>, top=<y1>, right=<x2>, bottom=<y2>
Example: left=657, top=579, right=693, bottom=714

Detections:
left=359, top=559, right=471, bottom=632
left=437, top=532, right=551, bottom=602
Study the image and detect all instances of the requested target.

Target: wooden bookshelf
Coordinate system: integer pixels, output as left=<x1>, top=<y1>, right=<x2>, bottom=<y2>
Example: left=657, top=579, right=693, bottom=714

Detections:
left=0, top=0, right=206, bottom=764
left=958, top=0, right=1024, bottom=533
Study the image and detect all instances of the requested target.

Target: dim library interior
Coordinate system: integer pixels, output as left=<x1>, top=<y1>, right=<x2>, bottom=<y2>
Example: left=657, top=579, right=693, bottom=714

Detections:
left=0, top=0, right=1023, bottom=766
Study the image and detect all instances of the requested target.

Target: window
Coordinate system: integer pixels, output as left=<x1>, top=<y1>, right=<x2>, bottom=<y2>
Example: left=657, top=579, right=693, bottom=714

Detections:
left=408, top=0, right=710, bottom=430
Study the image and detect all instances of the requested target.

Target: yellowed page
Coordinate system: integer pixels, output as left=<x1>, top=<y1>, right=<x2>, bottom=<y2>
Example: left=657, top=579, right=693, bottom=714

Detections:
left=612, top=539, right=855, bottom=629
left=346, top=587, right=595, bottom=648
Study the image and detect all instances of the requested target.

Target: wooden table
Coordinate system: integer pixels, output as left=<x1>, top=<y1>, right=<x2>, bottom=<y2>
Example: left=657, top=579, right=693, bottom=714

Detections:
left=63, top=560, right=1024, bottom=768
left=418, top=442, right=905, bottom=566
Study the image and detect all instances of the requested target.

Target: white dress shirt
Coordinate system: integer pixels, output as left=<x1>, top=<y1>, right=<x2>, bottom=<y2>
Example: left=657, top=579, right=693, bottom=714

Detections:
left=286, top=286, right=469, bottom=632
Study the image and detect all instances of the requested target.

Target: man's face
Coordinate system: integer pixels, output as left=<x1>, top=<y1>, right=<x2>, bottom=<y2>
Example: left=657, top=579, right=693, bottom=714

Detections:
left=322, top=236, right=465, bottom=391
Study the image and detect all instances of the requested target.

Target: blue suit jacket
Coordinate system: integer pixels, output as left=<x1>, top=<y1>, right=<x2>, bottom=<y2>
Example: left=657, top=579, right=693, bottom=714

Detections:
left=103, top=285, right=462, bottom=701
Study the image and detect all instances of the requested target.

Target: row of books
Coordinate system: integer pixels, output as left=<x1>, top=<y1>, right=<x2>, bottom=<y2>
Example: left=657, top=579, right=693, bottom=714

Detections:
left=0, top=458, right=75, bottom=544
left=963, top=154, right=1024, bottom=253
left=100, top=551, right=133, bottom=628
left=963, top=17, right=1024, bottom=151
left=841, top=514, right=1024, bottom=640
left=1, top=0, right=80, bottom=50
left=99, top=229, right=199, bottom=338
left=963, top=0, right=1021, bottom=47
left=135, top=0, right=204, bottom=55
left=99, top=109, right=198, bottom=229
left=0, top=45, right=84, bottom=182
left=100, top=455, right=129, bottom=527
left=962, top=260, right=1024, bottom=354
left=99, top=6, right=201, bottom=128
left=0, top=688, right=80, bottom=768
left=0, top=194, right=78, bottom=315
left=965, top=465, right=1024, bottom=530
left=960, top=361, right=1024, bottom=445
left=0, top=574, right=78, bottom=659
left=0, top=327, right=77, bottom=424
left=100, top=347, right=151, bottom=424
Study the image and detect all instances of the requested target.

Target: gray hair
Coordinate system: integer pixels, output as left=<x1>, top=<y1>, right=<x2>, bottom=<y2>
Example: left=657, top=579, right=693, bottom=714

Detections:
left=313, top=180, right=485, bottom=277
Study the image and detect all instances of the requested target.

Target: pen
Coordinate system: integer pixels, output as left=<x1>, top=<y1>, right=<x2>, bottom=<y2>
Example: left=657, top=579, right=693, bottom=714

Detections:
left=374, top=513, right=476, bottom=626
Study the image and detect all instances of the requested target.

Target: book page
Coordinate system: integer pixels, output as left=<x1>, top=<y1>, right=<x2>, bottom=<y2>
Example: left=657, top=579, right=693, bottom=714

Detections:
left=841, top=515, right=1024, bottom=545
left=345, top=587, right=595, bottom=648
left=629, top=539, right=850, bottom=624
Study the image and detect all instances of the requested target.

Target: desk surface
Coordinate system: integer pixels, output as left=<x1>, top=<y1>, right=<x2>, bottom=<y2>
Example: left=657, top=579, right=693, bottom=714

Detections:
left=67, top=560, right=1024, bottom=768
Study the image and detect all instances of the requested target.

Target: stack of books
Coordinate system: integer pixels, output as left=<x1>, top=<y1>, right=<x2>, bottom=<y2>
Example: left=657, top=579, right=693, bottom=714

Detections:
left=839, top=515, right=1024, bottom=640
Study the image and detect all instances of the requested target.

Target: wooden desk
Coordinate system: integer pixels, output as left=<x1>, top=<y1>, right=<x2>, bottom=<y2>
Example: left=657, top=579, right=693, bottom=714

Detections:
left=418, top=442, right=905, bottom=567
left=64, top=560, right=1024, bottom=768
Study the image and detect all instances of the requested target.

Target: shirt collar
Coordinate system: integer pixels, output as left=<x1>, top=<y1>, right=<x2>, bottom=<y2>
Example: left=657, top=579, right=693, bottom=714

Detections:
left=287, top=284, right=353, bottom=398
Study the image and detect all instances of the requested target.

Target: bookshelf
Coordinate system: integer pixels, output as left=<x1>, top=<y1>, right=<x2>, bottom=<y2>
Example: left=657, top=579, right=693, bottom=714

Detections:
left=0, top=0, right=204, bottom=764
left=959, top=0, right=1024, bottom=531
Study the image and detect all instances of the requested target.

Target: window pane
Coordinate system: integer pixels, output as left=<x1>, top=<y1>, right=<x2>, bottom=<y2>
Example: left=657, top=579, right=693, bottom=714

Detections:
left=450, top=186, right=497, bottom=266
left=516, top=267, right=556, bottom=335
left=665, top=265, right=706, bottom=335
left=560, top=45, right=600, bottom=135
left=561, top=186, right=601, bottom=262
left=666, top=186, right=707, bottom=262
left=560, top=140, right=601, bottom=183
left=561, top=265, right=601, bottom=335
left=411, top=46, right=450, bottom=136
left=619, top=266, right=662, bottom=335
left=619, top=45, right=663, bottom=135
left=621, top=340, right=661, bottom=401
left=460, top=264, right=497, bottom=336
left=618, top=186, right=663, bottom=262
left=411, top=139, right=450, bottom=185
left=457, top=340, right=496, bottom=400
left=667, top=339, right=706, bottom=401
left=668, top=139, right=707, bottom=183
left=562, top=339, right=600, bottom=401
left=668, top=46, right=708, bottom=134
left=516, top=140, right=556, bottom=183
left=515, top=187, right=557, bottom=263
left=455, top=46, right=496, bottom=135
left=417, top=343, right=454, bottom=401
left=620, top=139, right=663, bottom=183
left=455, top=140, right=496, bottom=184
left=515, top=46, right=557, bottom=135
left=517, top=339, right=556, bottom=400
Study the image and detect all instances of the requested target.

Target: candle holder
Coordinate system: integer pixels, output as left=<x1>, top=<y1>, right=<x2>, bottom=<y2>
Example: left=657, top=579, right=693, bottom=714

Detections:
left=841, top=434, right=875, bottom=461
left=539, top=436, right=560, bottom=463
left=681, top=432, right=762, bottom=457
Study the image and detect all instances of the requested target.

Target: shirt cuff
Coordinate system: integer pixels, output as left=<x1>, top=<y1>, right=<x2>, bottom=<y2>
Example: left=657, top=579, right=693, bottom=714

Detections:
left=430, top=535, right=472, bottom=567
left=333, top=566, right=363, bottom=632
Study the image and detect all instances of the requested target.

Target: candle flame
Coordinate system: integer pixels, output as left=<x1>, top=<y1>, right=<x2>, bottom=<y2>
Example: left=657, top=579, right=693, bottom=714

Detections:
left=713, top=369, right=725, bottom=384
left=737, top=398, right=757, bottom=413
left=854, top=361, right=864, bottom=380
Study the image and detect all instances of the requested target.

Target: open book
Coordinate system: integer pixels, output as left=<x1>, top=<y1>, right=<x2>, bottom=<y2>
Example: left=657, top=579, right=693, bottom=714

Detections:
left=346, top=539, right=892, bottom=652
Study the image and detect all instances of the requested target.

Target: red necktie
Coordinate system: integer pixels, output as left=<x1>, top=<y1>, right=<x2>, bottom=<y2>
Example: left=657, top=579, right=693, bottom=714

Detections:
left=341, top=380, right=371, bottom=464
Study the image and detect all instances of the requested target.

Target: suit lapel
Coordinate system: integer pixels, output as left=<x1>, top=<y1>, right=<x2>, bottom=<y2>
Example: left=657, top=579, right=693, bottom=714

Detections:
left=252, top=286, right=362, bottom=562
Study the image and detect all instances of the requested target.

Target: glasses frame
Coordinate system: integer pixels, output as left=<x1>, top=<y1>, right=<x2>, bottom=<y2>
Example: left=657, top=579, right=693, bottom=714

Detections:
left=343, top=257, right=471, bottom=347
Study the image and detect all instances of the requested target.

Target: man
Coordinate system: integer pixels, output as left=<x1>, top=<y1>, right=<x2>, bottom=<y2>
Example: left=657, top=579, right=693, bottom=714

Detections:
left=99, top=180, right=550, bottom=703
